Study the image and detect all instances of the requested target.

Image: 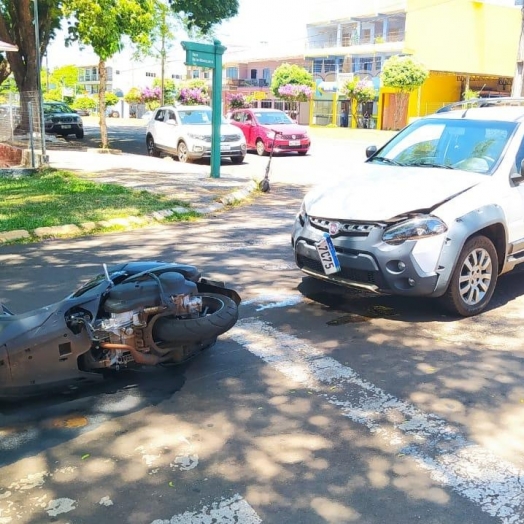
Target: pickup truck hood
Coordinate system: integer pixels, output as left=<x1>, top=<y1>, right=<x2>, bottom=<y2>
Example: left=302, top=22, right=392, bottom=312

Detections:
left=304, top=163, right=486, bottom=220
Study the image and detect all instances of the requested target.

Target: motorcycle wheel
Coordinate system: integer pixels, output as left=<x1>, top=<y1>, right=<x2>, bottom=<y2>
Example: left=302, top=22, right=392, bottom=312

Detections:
left=152, top=293, right=238, bottom=343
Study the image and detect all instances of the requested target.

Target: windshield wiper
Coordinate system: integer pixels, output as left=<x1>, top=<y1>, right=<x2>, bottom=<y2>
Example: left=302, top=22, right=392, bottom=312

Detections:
left=370, top=156, right=404, bottom=166
left=407, top=161, right=455, bottom=169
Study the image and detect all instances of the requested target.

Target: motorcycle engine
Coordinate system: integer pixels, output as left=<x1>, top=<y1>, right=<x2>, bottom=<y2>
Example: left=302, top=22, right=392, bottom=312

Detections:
left=93, top=292, right=203, bottom=368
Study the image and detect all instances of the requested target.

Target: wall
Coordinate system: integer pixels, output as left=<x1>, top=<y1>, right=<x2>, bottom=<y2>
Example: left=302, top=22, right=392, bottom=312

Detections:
left=405, top=0, right=520, bottom=76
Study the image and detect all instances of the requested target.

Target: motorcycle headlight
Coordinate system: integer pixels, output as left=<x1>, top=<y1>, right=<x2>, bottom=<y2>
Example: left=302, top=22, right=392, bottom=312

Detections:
left=382, top=215, right=447, bottom=245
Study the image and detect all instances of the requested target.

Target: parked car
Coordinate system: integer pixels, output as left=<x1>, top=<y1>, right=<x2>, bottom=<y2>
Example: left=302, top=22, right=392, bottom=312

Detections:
left=292, top=97, right=524, bottom=317
left=106, top=108, right=120, bottom=118
left=43, top=102, right=84, bottom=139
left=146, top=105, right=247, bottom=164
left=229, top=108, right=310, bottom=156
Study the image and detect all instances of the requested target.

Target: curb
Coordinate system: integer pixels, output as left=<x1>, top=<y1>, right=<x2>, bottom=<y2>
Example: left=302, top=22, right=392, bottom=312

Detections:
left=0, top=179, right=259, bottom=244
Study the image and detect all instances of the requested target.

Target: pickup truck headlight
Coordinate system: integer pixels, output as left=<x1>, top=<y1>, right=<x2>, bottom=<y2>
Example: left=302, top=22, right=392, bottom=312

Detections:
left=297, top=200, right=307, bottom=225
left=383, top=215, right=447, bottom=245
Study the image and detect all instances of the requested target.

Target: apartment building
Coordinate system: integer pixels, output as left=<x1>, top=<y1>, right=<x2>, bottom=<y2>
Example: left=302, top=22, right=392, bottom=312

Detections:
left=303, top=0, right=521, bottom=129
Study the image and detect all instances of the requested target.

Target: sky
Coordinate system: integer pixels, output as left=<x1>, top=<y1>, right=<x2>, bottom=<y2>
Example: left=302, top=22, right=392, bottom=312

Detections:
left=45, top=0, right=308, bottom=70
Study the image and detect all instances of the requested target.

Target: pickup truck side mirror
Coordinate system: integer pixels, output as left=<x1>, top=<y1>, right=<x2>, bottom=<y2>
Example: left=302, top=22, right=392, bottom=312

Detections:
left=366, top=145, right=378, bottom=158
left=510, top=158, right=524, bottom=184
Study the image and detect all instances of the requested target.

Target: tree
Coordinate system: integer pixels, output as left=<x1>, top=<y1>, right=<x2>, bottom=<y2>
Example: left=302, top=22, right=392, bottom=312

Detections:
left=339, top=76, right=376, bottom=128
left=270, top=63, right=314, bottom=120
left=168, top=0, right=238, bottom=32
left=63, top=0, right=157, bottom=149
left=381, top=55, right=428, bottom=130
left=0, top=0, right=63, bottom=131
left=72, top=94, right=96, bottom=112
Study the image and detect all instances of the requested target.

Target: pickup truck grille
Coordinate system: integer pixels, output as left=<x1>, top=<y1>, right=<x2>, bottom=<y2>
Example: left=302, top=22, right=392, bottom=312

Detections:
left=310, top=217, right=377, bottom=237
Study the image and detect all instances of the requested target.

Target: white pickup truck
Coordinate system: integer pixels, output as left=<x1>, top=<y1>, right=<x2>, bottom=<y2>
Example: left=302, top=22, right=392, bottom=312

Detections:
left=292, top=98, right=524, bottom=316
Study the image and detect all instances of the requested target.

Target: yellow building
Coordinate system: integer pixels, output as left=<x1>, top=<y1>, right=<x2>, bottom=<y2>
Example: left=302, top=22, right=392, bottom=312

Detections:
left=304, top=0, right=521, bottom=130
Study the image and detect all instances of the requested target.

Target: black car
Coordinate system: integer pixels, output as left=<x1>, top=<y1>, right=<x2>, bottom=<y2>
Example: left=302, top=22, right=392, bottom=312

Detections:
left=43, top=102, right=84, bottom=139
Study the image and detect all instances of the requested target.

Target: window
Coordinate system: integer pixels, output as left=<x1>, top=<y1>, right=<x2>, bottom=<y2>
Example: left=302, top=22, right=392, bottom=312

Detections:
left=250, top=69, right=257, bottom=79
left=313, top=60, right=323, bottom=74
left=192, top=70, right=200, bottom=79
left=360, top=57, right=373, bottom=72
left=261, top=100, right=272, bottom=108
left=324, top=59, right=336, bottom=73
left=145, top=72, right=157, bottom=78
left=226, top=67, right=239, bottom=79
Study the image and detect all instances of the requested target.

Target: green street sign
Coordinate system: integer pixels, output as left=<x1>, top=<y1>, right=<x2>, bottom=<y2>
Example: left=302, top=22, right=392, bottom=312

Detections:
left=180, top=40, right=227, bottom=179
left=185, top=49, right=215, bottom=68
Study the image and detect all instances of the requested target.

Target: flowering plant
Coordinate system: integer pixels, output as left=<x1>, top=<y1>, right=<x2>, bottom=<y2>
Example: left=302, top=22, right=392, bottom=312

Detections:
left=226, top=92, right=252, bottom=109
left=340, top=78, right=376, bottom=103
left=140, top=86, right=161, bottom=109
left=277, top=84, right=313, bottom=102
left=177, top=87, right=210, bottom=106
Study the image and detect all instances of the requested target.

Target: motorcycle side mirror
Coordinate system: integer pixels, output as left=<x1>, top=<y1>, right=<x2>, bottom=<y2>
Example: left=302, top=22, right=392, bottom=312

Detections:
left=366, top=145, right=378, bottom=158
left=103, top=263, right=113, bottom=287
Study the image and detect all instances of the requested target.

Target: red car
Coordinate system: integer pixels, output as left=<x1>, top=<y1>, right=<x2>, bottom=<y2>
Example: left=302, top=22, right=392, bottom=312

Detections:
left=229, top=108, right=310, bottom=156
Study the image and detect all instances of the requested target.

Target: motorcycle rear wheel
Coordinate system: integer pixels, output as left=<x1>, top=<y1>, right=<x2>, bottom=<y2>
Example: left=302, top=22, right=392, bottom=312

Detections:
left=152, top=293, right=238, bottom=343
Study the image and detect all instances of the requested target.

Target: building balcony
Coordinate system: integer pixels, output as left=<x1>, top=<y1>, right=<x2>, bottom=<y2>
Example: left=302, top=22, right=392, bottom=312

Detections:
left=225, top=78, right=270, bottom=88
left=306, top=31, right=405, bottom=51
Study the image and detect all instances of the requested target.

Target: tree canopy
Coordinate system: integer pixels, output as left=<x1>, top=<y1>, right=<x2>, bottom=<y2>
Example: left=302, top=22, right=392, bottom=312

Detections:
left=270, top=63, right=314, bottom=99
left=381, top=55, right=429, bottom=93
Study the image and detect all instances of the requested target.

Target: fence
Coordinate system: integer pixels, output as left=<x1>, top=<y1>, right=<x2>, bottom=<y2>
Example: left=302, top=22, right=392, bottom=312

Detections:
left=0, top=91, right=45, bottom=169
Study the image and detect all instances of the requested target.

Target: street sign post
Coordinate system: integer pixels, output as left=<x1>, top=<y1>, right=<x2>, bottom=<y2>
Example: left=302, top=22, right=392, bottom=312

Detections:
left=181, top=40, right=226, bottom=179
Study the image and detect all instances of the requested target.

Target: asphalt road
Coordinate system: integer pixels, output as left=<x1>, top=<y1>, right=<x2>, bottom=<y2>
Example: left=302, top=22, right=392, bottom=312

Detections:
left=1, top=123, right=524, bottom=524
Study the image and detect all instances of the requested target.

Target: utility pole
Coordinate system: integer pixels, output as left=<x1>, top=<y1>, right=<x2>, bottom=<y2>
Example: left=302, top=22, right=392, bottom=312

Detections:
left=512, top=4, right=524, bottom=97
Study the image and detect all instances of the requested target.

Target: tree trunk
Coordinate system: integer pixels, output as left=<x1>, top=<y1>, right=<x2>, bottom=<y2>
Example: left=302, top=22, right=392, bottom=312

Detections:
left=98, top=59, right=109, bottom=149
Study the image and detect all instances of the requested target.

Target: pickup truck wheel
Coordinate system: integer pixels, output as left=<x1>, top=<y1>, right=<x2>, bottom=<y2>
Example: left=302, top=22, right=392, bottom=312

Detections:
left=439, top=235, right=498, bottom=317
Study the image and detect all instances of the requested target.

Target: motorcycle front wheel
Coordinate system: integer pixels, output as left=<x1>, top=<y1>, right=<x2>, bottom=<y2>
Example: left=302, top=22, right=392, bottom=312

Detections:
left=152, top=293, right=238, bottom=343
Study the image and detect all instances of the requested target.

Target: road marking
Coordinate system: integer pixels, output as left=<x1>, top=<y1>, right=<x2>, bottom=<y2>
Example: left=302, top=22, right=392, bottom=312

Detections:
left=150, top=493, right=262, bottom=524
left=229, top=319, right=524, bottom=524
left=242, top=291, right=304, bottom=311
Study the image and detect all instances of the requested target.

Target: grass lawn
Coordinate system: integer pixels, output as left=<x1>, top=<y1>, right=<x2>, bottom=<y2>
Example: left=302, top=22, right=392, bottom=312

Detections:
left=0, top=168, right=198, bottom=233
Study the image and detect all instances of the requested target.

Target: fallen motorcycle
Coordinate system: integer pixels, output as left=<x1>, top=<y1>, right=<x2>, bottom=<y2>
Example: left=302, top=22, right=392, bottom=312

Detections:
left=0, top=261, right=241, bottom=398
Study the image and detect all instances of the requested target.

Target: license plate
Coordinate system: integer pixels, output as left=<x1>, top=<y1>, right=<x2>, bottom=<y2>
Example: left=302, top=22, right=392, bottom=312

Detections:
left=61, top=125, right=71, bottom=129
left=315, top=233, right=341, bottom=275
left=220, top=144, right=231, bottom=151
left=289, top=140, right=300, bottom=146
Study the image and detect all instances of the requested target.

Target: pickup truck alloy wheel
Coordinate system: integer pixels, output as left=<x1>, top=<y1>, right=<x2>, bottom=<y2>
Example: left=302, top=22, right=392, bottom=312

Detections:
left=440, top=235, right=498, bottom=317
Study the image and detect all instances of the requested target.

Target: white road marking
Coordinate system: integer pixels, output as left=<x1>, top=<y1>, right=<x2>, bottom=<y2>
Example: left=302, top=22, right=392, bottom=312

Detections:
left=150, top=493, right=262, bottom=524
left=228, top=319, right=524, bottom=524
left=242, top=292, right=304, bottom=311
left=45, top=498, right=76, bottom=517
left=99, top=496, right=113, bottom=506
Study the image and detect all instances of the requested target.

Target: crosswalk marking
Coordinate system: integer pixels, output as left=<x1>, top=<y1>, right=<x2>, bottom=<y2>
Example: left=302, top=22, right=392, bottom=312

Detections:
left=150, top=494, right=262, bottom=524
left=228, top=318, right=524, bottom=524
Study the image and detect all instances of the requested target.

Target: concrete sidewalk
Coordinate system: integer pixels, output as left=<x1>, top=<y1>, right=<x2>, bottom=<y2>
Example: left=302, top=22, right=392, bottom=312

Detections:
left=0, top=149, right=259, bottom=244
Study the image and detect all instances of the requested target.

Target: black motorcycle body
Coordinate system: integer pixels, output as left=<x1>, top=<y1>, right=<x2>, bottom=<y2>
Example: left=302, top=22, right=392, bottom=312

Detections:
left=0, top=261, right=240, bottom=398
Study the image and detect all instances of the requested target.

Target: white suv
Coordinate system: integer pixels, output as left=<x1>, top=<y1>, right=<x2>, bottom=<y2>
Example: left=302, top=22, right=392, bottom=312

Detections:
left=292, top=98, right=524, bottom=316
left=145, top=105, right=246, bottom=164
